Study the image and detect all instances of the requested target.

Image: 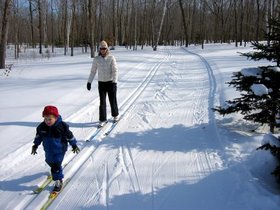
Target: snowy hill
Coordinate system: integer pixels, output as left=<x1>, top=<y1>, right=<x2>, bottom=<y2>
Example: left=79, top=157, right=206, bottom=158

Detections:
left=0, top=45, right=279, bottom=209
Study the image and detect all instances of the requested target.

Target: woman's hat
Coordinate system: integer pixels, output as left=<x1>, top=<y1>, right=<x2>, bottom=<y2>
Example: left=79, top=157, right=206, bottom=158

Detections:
left=100, top=40, right=108, bottom=49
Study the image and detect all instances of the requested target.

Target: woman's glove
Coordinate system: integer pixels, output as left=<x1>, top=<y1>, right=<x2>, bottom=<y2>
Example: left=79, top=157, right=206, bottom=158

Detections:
left=87, top=82, right=91, bottom=91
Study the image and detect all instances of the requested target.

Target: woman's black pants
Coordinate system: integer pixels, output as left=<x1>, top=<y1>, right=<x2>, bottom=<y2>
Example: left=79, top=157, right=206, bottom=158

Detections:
left=98, top=81, right=119, bottom=122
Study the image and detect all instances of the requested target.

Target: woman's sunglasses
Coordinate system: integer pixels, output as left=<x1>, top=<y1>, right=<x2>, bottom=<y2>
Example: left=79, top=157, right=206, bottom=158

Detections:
left=100, top=48, right=107, bottom=50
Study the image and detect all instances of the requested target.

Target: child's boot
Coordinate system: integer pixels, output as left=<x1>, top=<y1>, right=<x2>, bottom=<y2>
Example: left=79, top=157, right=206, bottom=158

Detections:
left=53, top=179, right=63, bottom=192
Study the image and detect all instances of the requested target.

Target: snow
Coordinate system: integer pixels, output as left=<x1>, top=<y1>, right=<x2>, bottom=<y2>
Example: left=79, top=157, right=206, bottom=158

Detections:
left=269, top=66, right=280, bottom=72
left=240, top=67, right=262, bottom=78
left=250, top=84, right=269, bottom=96
left=262, top=133, right=280, bottom=147
left=1, top=44, right=280, bottom=210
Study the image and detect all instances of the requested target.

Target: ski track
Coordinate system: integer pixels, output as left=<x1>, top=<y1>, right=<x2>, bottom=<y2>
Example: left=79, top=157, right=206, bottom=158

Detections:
left=14, top=48, right=170, bottom=209
left=0, top=49, right=167, bottom=210
left=1, top=46, right=229, bottom=210
left=0, top=50, right=162, bottom=183
left=44, top=47, right=225, bottom=209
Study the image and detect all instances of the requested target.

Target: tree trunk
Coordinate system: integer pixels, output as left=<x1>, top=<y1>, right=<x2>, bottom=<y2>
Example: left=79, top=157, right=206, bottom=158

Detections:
left=154, top=0, right=167, bottom=51
left=255, top=0, right=261, bottom=42
left=70, top=0, right=76, bottom=56
left=28, top=0, right=35, bottom=48
left=132, top=0, right=137, bottom=50
left=51, top=0, right=54, bottom=53
left=0, top=0, right=12, bottom=69
left=234, top=0, right=238, bottom=47
left=112, top=0, right=116, bottom=47
left=199, top=0, right=205, bottom=49
left=38, top=0, right=43, bottom=54
left=63, top=0, right=68, bottom=55
left=179, top=0, right=188, bottom=47
left=239, top=0, right=244, bottom=46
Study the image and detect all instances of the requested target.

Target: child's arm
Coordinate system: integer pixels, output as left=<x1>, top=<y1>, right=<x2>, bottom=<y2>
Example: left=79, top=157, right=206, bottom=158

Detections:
left=31, top=127, right=43, bottom=155
left=62, top=122, right=80, bottom=153
left=62, top=122, right=76, bottom=145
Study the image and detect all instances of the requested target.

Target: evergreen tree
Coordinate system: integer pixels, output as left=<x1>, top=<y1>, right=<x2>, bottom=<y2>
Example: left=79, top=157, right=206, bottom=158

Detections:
left=213, top=18, right=280, bottom=133
left=242, top=18, right=280, bottom=67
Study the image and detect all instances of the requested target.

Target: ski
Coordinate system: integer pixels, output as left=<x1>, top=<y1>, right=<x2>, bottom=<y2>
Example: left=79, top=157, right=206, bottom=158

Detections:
left=104, top=118, right=120, bottom=136
left=32, top=156, right=73, bottom=194
left=86, top=121, right=108, bottom=142
left=32, top=175, right=52, bottom=194
left=40, top=178, right=70, bottom=210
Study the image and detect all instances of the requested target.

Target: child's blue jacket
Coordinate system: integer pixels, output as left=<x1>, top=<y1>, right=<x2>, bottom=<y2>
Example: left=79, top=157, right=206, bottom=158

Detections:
left=33, top=115, right=77, bottom=162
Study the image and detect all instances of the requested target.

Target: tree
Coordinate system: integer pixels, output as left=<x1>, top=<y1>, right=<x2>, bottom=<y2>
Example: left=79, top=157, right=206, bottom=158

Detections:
left=38, top=0, right=43, bottom=54
left=213, top=18, right=280, bottom=133
left=1, top=0, right=279, bottom=55
left=213, top=66, right=280, bottom=133
left=242, top=18, right=280, bottom=66
left=179, top=0, right=188, bottom=47
left=153, top=0, right=167, bottom=51
left=28, top=0, right=36, bottom=48
left=88, top=0, right=96, bottom=58
left=70, top=0, right=76, bottom=56
left=0, top=0, right=13, bottom=69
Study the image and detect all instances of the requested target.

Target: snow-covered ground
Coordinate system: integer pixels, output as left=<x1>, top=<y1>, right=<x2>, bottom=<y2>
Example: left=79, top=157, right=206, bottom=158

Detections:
left=0, top=44, right=279, bottom=210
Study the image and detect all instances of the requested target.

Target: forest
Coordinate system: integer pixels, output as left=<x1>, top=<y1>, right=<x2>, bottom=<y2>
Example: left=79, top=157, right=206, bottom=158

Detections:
left=0, top=0, right=279, bottom=60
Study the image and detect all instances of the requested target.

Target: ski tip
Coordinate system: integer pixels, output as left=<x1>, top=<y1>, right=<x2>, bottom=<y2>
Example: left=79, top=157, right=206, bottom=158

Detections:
left=33, top=189, right=41, bottom=194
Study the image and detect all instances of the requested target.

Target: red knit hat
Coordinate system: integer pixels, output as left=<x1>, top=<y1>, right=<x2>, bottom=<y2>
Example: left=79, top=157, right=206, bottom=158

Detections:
left=42, top=105, right=59, bottom=117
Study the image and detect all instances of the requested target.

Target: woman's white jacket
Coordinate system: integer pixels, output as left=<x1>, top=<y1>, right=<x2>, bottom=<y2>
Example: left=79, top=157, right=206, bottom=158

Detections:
left=88, top=54, right=118, bottom=83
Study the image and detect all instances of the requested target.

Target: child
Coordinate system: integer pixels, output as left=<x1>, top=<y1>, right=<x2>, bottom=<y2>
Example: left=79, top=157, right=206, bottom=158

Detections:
left=31, top=105, right=80, bottom=192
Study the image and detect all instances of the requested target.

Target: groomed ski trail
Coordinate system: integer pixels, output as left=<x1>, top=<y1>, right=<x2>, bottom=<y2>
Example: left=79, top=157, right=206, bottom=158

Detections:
left=19, top=48, right=171, bottom=210
left=46, top=47, right=225, bottom=210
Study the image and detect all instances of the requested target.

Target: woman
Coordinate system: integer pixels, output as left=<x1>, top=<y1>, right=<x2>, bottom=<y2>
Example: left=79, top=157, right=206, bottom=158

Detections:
left=87, top=40, right=119, bottom=127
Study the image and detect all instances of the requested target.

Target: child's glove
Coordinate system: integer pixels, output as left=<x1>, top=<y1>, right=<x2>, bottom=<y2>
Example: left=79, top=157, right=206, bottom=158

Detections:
left=72, top=145, right=80, bottom=154
left=31, top=145, right=38, bottom=155
left=87, top=82, right=91, bottom=91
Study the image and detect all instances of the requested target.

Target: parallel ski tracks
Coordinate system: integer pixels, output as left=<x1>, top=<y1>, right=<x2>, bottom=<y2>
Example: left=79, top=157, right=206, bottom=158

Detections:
left=181, top=47, right=217, bottom=126
left=22, top=48, right=171, bottom=209
left=0, top=52, right=163, bottom=184
left=181, top=47, right=224, bottom=180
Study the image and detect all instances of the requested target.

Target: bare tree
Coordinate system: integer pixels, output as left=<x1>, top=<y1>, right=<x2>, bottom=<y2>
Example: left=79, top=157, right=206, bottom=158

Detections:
left=38, top=0, right=43, bottom=54
left=63, top=0, right=68, bottom=55
left=154, top=0, right=167, bottom=51
left=0, top=0, right=12, bottom=69
left=70, top=0, right=76, bottom=56
left=239, top=0, right=244, bottom=46
left=179, top=0, right=188, bottom=47
left=199, top=0, right=206, bottom=48
left=13, top=0, right=20, bottom=59
left=50, top=0, right=54, bottom=52
left=1, top=0, right=278, bottom=56
left=88, top=0, right=96, bottom=58
left=28, top=0, right=36, bottom=48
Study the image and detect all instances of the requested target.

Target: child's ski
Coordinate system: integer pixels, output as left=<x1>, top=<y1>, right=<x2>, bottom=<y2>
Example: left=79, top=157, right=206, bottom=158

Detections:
left=40, top=178, right=70, bottom=210
left=32, top=175, right=52, bottom=194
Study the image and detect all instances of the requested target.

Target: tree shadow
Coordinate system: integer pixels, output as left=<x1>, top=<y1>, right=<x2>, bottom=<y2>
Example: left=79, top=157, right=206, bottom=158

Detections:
left=100, top=123, right=222, bottom=153
left=81, top=163, right=280, bottom=210
left=0, top=172, right=48, bottom=192
left=0, top=121, right=98, bottom=128
left=0, top=121, right=40, bottom=127
left=67, top=121, right=98, bottom=128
